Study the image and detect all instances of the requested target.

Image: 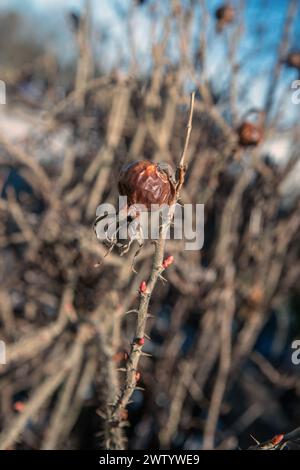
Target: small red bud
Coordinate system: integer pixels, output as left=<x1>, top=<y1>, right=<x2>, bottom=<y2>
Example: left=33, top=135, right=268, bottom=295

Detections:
left=162, top=255, right=174, bottom=269
left=14, top=401, right=25, bottom=413
left=113, top=351, right=128, bottom=362
left=271, top=434, right=284, bottom=446
left=135, top=371, right=141, bottom=382
left=135, top=337, right=145, bottom=346
left=139, top=281, right=147, bottom=293
left=120, top=409, right=128, bottom=421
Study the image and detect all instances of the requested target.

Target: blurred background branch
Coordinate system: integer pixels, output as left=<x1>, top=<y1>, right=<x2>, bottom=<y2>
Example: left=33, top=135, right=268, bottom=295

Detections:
left=0, top=0, right=299, bottom=451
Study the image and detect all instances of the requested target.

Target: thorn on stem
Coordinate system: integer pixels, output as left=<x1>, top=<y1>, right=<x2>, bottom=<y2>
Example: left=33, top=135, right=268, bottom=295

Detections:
left=250, top=434, right=260, bottom=445
left=124, top=309, right=139, bottom=315
left=158, top=274, right=167, bottom=283
left=141, top=351, right=152, bottom=357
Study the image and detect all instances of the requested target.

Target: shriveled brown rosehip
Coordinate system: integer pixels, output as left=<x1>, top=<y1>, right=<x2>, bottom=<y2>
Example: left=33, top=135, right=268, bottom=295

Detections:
left=237, top=121, right=263, bottom=147
left=118, top=160, right=176, bottom=209
left=286, top=52, right=300, bottom=70
left=215, top=4, right=235, bottom=31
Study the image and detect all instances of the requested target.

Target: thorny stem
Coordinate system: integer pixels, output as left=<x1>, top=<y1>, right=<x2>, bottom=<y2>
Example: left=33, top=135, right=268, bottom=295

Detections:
left=106, top=92, right=195, bottom=449
left=111, top=231, right=166, bottom=416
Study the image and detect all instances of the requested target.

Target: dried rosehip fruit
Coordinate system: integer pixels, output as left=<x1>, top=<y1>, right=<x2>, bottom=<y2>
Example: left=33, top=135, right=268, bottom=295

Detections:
left=118, top=160, right=176, bottom=210
left=238, top=121, right=263, bottom=147
left=215, top=4, right=235, bottom=31
left=286, top=51, right=300, bottom=70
